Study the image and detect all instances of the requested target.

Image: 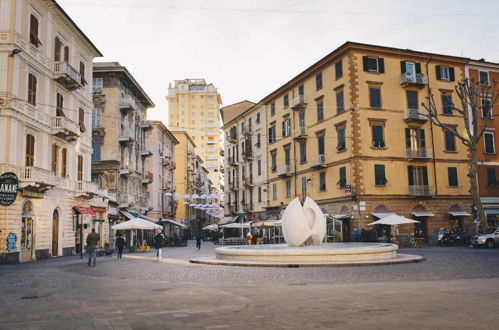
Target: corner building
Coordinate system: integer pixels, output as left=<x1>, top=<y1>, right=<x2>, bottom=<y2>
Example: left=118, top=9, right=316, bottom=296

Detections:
left=0, top=0, right=104, bottom=263
left=264, top=42, right=472, bottom=242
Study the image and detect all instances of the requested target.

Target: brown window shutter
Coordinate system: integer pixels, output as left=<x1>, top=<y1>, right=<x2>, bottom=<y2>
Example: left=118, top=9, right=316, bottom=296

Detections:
left=56, top=93, right=65, bottom=117
left=64, top=46, right=69, bottom=62
left=77, top=155, right=83, bottom=181
left=26, top=134, right=35, bottom=166
left=79, top=108, right=86, bottom=133
left=79, top=62, right=87, bottom=85
left=54, top=37, right=61, bottom=61
left=61, top=148, right=67, bottom=177
left=52, top=144, right=58, bottom=173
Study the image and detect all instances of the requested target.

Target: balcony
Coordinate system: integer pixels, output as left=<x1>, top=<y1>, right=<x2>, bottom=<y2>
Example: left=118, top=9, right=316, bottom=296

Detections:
left=141, top=172, right=153, bottom=184
left=75, top=180, right=98, bottom=198
left=119, top=167, right=132, bottom=176
left=118, top=193, right=135, bottom=208
left=242, top=126, right=253, bottom=136
left=290, top=95, right=307, bottom=110
left=311, top=154, right=327, bottom=169
left=293, top=126, right=307, bottom=140
left=18, top=166, right=56, bottom=193
left=139, top=145, right=152, bottom=157
left=51, top=116, right=79, bottom=141
left=119, top=129, right=135, bottom=144
left=406, top=148, right=432, bottom=160
left=408, top=185, right=435, bottom=197
left=228, top=133, right=238, bottom=143
left=53, top=61, right=82, bottom=90
left=277, top=165, right=292, bottom=177
left=243, top=149, right=253, bottom=161
left=243, top=176, right=254, bottom=187
left=400, top=73, right=428, bottom=88
left=140, top=121, right=153, bottom=130
left=405, top=109, right=428, bottom=123
left=119, top=94, right=137, bottom=112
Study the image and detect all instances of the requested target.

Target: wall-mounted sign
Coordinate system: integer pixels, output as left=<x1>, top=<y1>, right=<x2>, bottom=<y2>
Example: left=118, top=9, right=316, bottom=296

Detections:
left=344, top=184, right=352, bottom=195
left=0, top=172, right=19, bottom=206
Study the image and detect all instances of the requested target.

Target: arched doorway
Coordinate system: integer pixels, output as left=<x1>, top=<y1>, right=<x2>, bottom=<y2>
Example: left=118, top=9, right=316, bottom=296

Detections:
left=52, top=209, right=59, bottom=256
left=21, top=201, right=34, bottom=261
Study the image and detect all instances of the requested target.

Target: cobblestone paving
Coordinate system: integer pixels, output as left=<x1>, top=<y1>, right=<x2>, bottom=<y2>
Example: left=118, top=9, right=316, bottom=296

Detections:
left=1, top=242, right=498, bottom=329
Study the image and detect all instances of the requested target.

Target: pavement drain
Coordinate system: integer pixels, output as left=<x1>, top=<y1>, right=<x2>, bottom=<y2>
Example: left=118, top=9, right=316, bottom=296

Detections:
left=21, top=295, right=39, bottom=299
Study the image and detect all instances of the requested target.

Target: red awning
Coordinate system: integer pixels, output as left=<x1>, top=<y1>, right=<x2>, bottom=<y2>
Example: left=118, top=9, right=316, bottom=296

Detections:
left=73, top=206, right=96, bottom=216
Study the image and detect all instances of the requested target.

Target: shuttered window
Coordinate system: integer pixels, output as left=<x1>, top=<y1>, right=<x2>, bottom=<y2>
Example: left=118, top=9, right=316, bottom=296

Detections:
left=29, top=15, right=41, bottom=47
left=445, top=130, right=456, bottom=152
left=337, top=127, right=345, bottom=151
left=79, top=108, right=86, bottom=133
left=92, top=139, right=101, bottom=162
left=317, top=100, right=324, bottom=122
left=80, top=62, right=87, bottom=85
left=363, top=56, right=384, bottom=73
left=54, top=37, right=62, bottom=61
left=283, top=94, right=289, bottom=108
left=369, top=87, right=381, bottom=108
left=374, top=164, right=387, bottom=186
left=61, top=148, right=67, bottom=177
left=336, top=90, right=344, bottom=113
left=337, top=167, right=346, bottom=188
left=299, top=141, right=306, bottom=163
left=484, top=132, right=495, bottom=154
left=442, top=94, right=453, bottom=115
left=319, top=172, right=326, bottom=191
left=270, top=102, right=275, bottom=116
left=448, top=167, right=458, bottom=187
left=335, top=60, right=343, bottom=79
left=28, top=74, right=37, bottom=106
left=51, top=144, right=58, bottom=173
left=25, top=134, right=35, bottom=166
left=56, top=93, right=64, bottom=116
left=77, top=155, right=83, bottom=181
left=406, top=90, right=418, bottom=110
left=317, top=134, right=325, bottom=155
left=436, top=65, right=455, bottom=81
left=487, top=168, right=498, bottom=187
left=372, top=125, right=385, bottom=148
left=316, top=72, right=323, bottom=90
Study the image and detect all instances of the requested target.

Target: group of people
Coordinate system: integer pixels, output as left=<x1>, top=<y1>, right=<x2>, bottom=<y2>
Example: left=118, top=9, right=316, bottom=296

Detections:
left=246, top=231, right=263, bottom=245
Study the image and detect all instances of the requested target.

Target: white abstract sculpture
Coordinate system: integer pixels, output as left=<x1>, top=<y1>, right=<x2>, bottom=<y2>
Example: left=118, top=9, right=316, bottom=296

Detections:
left=281, top=197, right=326, bottom=247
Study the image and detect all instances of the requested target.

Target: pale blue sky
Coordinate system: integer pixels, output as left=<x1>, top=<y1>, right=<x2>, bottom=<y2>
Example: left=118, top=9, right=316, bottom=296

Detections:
left=59, top=0, right=499, bottom=123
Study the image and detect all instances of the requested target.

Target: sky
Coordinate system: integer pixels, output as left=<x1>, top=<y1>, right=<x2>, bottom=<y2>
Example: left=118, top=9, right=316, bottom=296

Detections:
left=58, top=0, right=499, bottom=124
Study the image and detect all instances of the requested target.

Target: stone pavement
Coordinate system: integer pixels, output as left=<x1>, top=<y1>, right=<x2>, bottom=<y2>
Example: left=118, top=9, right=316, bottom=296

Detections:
left=0, top=242, right=498, bottom=329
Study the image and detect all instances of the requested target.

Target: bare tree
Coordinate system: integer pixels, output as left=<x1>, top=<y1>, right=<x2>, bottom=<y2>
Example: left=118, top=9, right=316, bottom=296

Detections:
left=421, top=78, right=498, bottom=232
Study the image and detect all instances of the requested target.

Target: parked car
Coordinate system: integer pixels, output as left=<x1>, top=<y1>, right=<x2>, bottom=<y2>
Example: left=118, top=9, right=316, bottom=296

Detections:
left=472, top=227, right=499, bottom=248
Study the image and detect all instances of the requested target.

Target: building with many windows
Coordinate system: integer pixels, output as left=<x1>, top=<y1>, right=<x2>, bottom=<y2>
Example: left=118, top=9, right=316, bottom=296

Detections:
left=0, top=0, right=104, bottom=263
left=262, top=42, right=473, bottom=242
left=221, top=101, right=268, bottom=222
left=91, top=62, right=154, bottom=229
left=167, top=79, right=223, bottom=191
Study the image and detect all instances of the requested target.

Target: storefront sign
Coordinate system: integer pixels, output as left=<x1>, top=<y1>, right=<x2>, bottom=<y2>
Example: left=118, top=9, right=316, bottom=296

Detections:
left=0, top=172, right=19, bottom=206
left=344, top=184, right=352, bottom=195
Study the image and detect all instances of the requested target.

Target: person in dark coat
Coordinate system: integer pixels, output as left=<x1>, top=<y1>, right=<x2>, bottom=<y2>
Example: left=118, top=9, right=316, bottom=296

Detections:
left=86, top=229, right=100, bottom=267
left=153, top=229, right=165, bottom=261
left=360, top=228, right=367, bottom=242
left=115, top=235, right=125, bottom=259
left=196, top=233, right=203, bottom=250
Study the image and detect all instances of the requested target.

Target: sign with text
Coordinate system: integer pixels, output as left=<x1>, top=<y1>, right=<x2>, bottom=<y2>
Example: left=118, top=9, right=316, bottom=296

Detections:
left=0, top=172, right=19, bottom=206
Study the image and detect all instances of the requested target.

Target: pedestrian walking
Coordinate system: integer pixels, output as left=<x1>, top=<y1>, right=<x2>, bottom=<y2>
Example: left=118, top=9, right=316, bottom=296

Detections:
left=154, top=229, right=165, bottom=261
left=116, top=234, right=125, bottom=259
left=86, top=229, right=100, bottom=267
left=196, top=233, right=203, bottom=250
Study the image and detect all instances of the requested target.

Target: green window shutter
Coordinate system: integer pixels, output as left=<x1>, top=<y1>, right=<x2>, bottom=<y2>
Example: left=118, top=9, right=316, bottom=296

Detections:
left=407, top=166, right=414, bottom=186
left=362, top=56, right=369, bottom=72
left=449, top=67, right=455, bottom=81
left=422, top=167, right=429, bottom=185
left=378, top=58, right=385, bottom=73
left=415, top=63, right=421, bottom=74
left=405, top=128, right=411, bottom=148
left=436, top=65, right=442, bottom=80
left=400, top=61, right=406, bottom=74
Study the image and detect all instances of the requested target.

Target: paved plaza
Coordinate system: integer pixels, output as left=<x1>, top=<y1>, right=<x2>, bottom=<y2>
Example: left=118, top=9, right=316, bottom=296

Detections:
left=0, top=242, right=498, bottom=329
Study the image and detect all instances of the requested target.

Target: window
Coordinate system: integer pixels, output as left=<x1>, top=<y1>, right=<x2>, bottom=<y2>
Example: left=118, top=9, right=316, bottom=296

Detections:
left=335, top=60, right=343, bottom=79
left=484, top=132, right=495, bottom=154
left=372, top=125, right=385, bottom=148
left=337, top=126, right=345, bottom=151
left=54, top=36, right=62, bottom=61
left=92, top=139, right=101, bottom=162
left=317, top=134, right=325, bottom=156
left=77, top=155, right=83, bottom=181
left=374, top=164, right=387, bottom=186
left=319, top=172, right=326, bottom=191
left=436, top=66, right=455, bottom=81
left=271, top=151, right=277, bottom=171
left=51, top=144, right=58, bottom=173
left=336, top=90, right=344, bottom=113
left=258, top=186, right=262, bottom=202
left=56, top=93, right=64, bottom=116
left=282, top=118, right=291, bottom=137
left=61, top=148, right=67, bottom=177
left=29, top=15, right=41, bottom=47
left=256, top=112, right=260, bottom=124
left=369, top=87, right=381, bottom=108
left=487, top=168, right=499, bottom=187
left=284, top=148, right=291, bottom=166
left=79, top=108, right=86, bottom=133
left=406, top=90, right=418, bottom=110
left=256, top=133, right=261, bottom=147
left=481, top=99, right=492, bottom=118
left=257, top=159, right=262, bottom=176
left=444, top=130, right=456, bottom=152
left=28, top=73, right=37, bottom=106
left=79, top=62, right=87, bottom=85
left=301, top=177, right=307, bottom=197
left=442, top=94, right=453, bottom=115
left=316, top=72, right=323, bottom=90
left=298, top=85, right=304, bottom=96
left=25, top=134, right=35, bottom=166
left=448, top=167, right=458, bottom=187
left=337, top=167, right=346, bottom=188
left=270, top=102, right=276, bottom=116
left=299, top=141, right=306, bottom=163
left=405, top=128, right=426, bottom=151
left=363, top=56, right=384, bottom=73
left=479, top=71, right=489, bottom=85
left=272, top=183, right=277, bottom=200
left=92, top=107, right=102, bottom=128
left=285, top=180, right=291, bottom=197
left=283, top=94, right=289, bottom=108
left=268, top=125, right=276, bottom=143
left=317, top=100, right=324, bottom=122
left=407, top=166, right=429, bottom=186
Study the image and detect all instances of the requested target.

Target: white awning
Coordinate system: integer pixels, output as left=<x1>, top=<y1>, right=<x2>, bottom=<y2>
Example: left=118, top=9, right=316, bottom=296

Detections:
left=220, top=222, right=250, bottom=229
left=137, top=214, right=159, bottom=223
left=371, top=212, right=395, bottom=219
left=112, top=218, right=162, bottom=230
left=120, top=211, right=135, bottom=220
left=448, top=211, right=471, bottom=217
left=203, top=224, right=219, bottom=231
left=160, top=218, right=186, bottom=228
left=332, top=214, right=352, bottom=219
left=411, top=211, right=435, bottom=217
left=218, top=216, right=239, bottom=225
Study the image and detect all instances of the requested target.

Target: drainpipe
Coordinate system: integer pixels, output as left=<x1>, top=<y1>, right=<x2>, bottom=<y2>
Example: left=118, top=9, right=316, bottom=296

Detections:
left=425, top=56, right=438, bottom=196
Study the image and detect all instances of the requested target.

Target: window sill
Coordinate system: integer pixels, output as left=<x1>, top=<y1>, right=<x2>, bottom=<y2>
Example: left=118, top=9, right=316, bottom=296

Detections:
left=447, top=186, right=460, bottom=188
left=370, top=146, right=387, bottom=150
left=441, top=113, right=455, bottom=116
left=319, top=189, right=327, bottom=193
left=374, top=184, right=387, bottom=187
left=444, top=150, right=458, bottom=153
left=336, top=148, right=347, bottom=153
left=300, top=160, right=307, bottom=165
left=484, top=152, right=496, bottom=155
left=369, top=107, right=383, bottom=111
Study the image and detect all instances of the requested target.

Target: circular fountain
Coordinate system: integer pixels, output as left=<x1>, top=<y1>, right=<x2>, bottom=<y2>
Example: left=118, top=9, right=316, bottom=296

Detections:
left=190, top=198, right=423, bottom=267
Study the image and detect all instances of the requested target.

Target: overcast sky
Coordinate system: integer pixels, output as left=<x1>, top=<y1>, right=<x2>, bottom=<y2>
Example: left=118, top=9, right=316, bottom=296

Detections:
left=59, top=0, right=499, bottom=124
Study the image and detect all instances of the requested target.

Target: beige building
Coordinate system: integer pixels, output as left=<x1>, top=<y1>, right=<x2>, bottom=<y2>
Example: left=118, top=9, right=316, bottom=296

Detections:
left=221, top=101, right=268, bottom=221
left=0, top=0, right=105, bottom=263
left=167, top=79, right=223, bottom=191
left=91, top=63, right=154, bottom=227
left=145, top=121, right=178, bottom=220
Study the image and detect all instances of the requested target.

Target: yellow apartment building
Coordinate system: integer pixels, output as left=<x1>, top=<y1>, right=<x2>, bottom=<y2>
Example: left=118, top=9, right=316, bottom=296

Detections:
left=167, top=79, right=223, bottom=191
left=263, top=42, right=472, bottom=242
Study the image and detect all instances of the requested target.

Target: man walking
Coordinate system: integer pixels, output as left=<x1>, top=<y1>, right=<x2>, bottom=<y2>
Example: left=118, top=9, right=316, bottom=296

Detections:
left=154, top=229, right=165, bottom=261
left=196, top=233, right=203, bottom=250
left=115, top=234, right=125, bottom=259
left=86, top=228, right=100, bottom=267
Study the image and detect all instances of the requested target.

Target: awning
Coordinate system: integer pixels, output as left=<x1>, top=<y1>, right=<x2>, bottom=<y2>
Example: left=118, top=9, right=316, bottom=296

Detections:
left=332, top=214, right=352, bottom=220
left=112, top=217, right=162, bottom=230
left=368, top=214, right=420, bottom=226
left=91, top=207, right=108, bottom=213
left=129, top=211, right=139, bottom=218
left=411, top=211, right=435, bottom=217
left=74, top=206, right=96, bottom=216
left=137, top=214, right=158, bottom=224
left=448, top=211, right=471, bottom=217
left=220, top=222, right=250, bottom=229
left=160, top=218, right=186, bottom=228
left=120, top=211, right=135, bottom=220
left=203, top=224, right=219, bottom=231
left=371, top=212, right=395, bottom=219
left=218, top=216, right=239, bottom=225
left=485, top=209, right=499, bottom=216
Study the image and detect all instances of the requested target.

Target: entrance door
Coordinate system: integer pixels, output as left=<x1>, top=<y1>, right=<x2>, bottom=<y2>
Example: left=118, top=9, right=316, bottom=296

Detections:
left=20, top=201, right=34, bottom=262
left=342, top=219, right=351, bottom=242
left=52, top=209, right=59, bottom=256
left=414, top=217, right=427, bottom=240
